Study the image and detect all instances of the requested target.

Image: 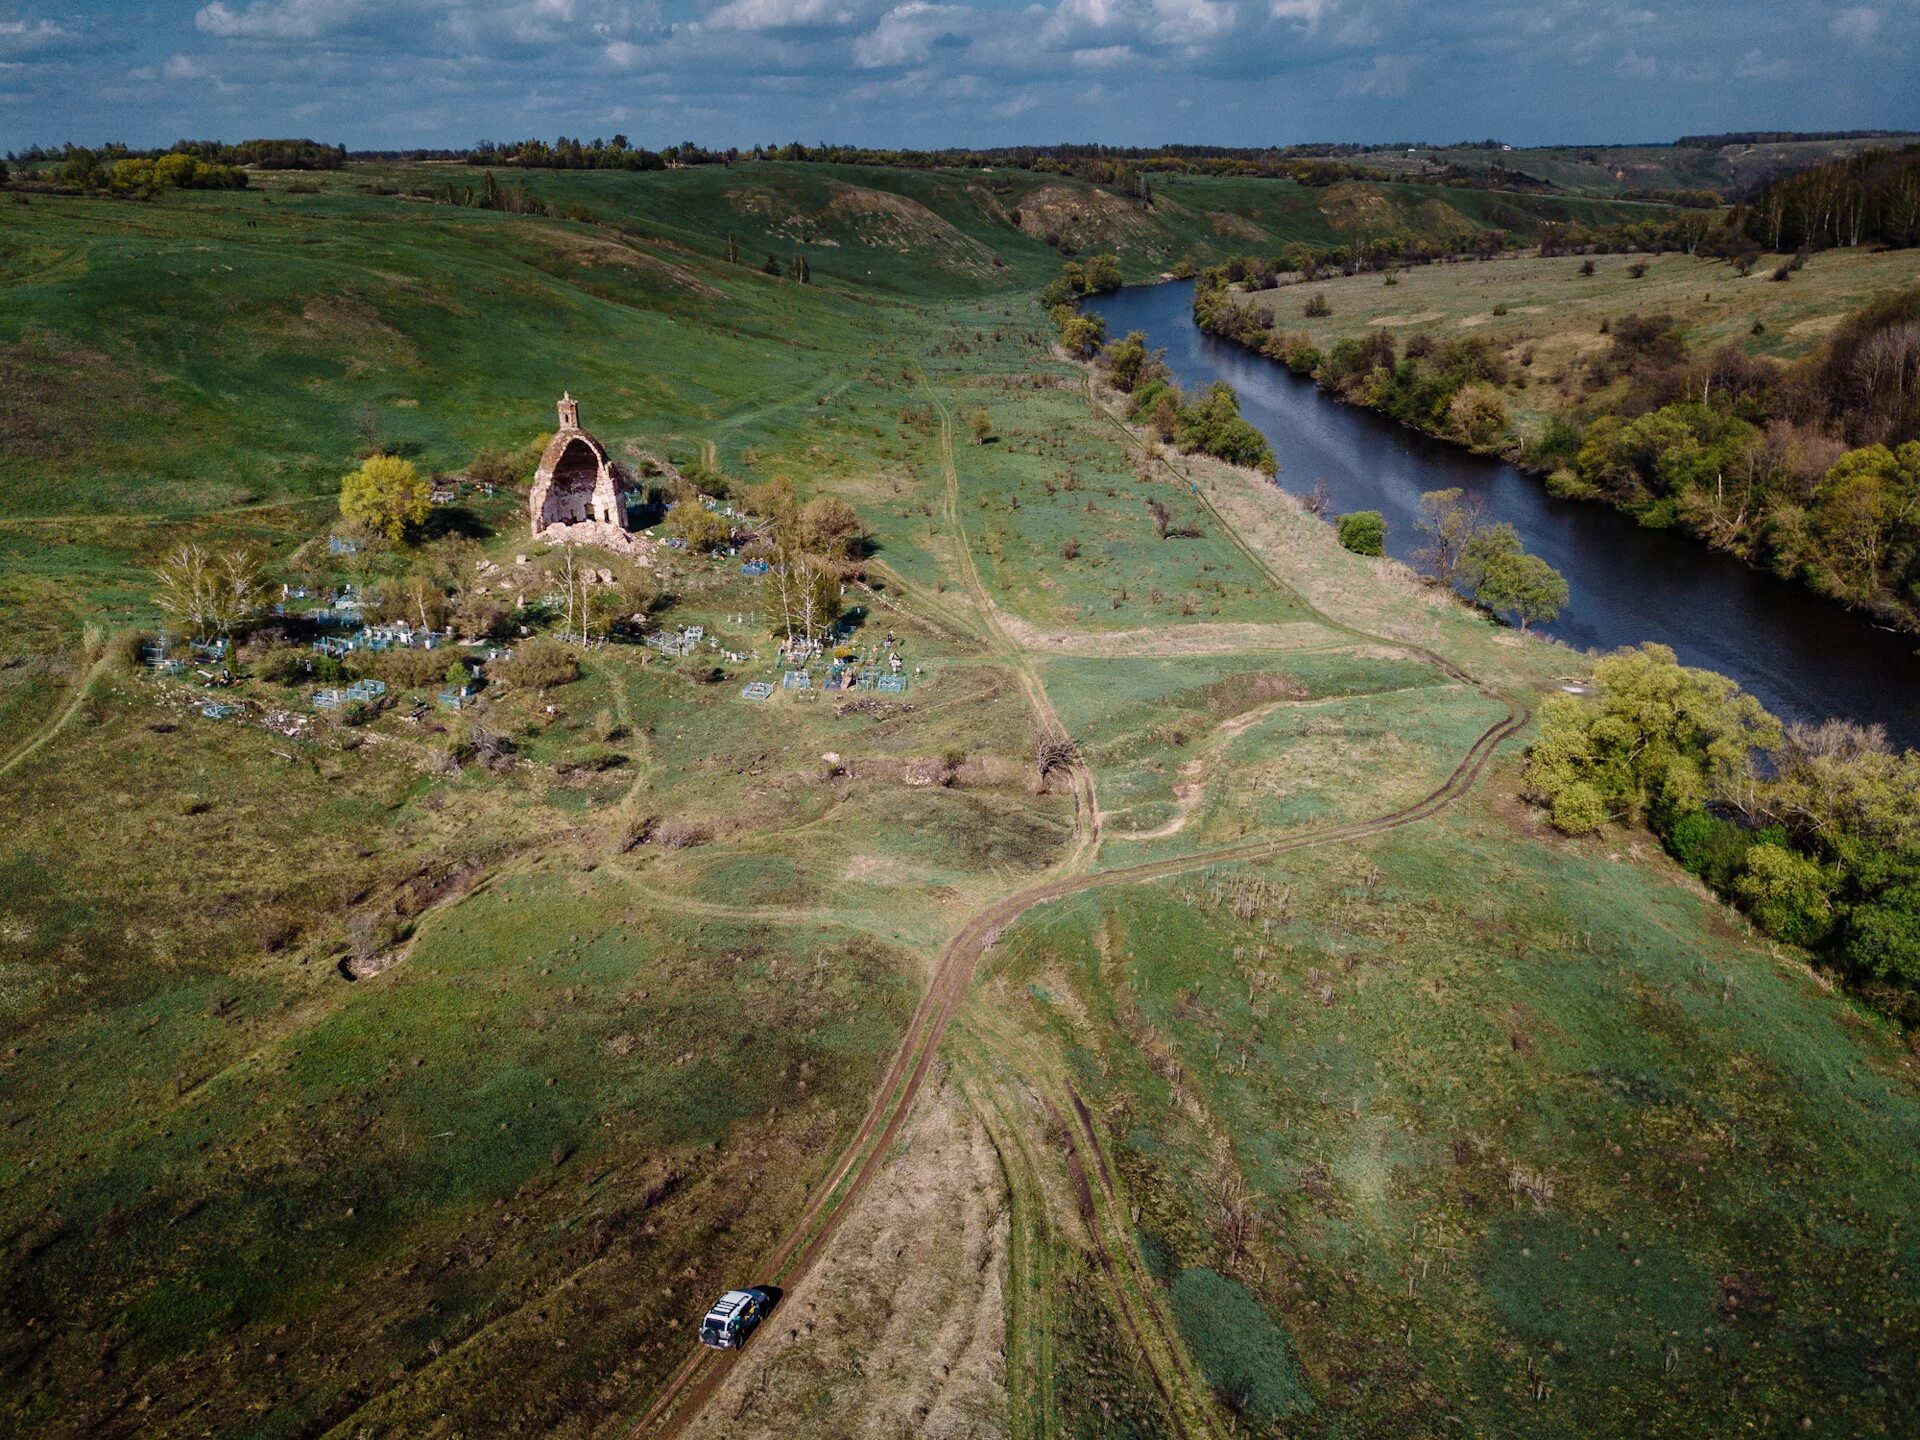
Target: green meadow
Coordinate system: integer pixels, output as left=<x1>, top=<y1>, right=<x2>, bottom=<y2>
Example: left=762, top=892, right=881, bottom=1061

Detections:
left=1, top=162, right=1915, bottom=1439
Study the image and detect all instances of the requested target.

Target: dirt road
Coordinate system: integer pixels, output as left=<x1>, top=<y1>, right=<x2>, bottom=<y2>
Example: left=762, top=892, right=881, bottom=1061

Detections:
left=622, top=362, right=1532, bottom=1439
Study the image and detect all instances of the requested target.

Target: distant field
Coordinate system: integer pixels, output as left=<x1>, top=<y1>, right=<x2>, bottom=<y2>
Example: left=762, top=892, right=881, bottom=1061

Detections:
left=1230, top=246, right=1920, bottom=430
left=1354, top=135, right=1920, bottom=197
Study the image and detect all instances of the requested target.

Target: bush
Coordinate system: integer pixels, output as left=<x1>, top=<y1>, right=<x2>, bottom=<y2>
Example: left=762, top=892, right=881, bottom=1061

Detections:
left=666, top=500, right=733, bottom=553
left=1735, top=844, right=1834, bottom=946
left=467, top=445, right=528, bottom=492
left=1303, top=293, right=1331, bottom=318
left=1664, top=810, right=1762, bottom=890
left=1550, top=781, right=1608, bottom=835
left=495, top=639, right=579, bottom=691
left=1337, top=510, right=1386, bottom=556
left=253, top=647, right=312, bottom=685
left=358, top=646, right=458, bottom=690
left=107, top=630, right=152, bottom=673
left=1845, top=885, right=1920, bottom=985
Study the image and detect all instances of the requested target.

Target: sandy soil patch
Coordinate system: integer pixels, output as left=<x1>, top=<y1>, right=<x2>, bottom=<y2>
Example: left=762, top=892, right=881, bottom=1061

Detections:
left=991, top=608, right=1331, bottom=658
left=681, top=1075, right=1008, bottom=1440
left=1789, top=313, right=1846, bottom=336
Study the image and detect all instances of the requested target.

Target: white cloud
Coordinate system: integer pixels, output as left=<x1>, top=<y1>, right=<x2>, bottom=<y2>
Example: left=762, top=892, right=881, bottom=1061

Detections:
left=1069, top=43, right=1133, bottom=67
left=1734, top=47, right=1792, bottom=79
left=1146, top=0, right=1236, bottom=47
left=1830, top=6, right=1880, bottom=46
left=706, top=0, right=866, bottom=32
left=993, top=91, right=1037, bottom=115
left=195, top=0, right=349, bottom=41
left=1616, top=48, right=1656, bottom=78
left=1269, top=0, right=1331, bottom=27
left=852, top=1, right=972, bottom=66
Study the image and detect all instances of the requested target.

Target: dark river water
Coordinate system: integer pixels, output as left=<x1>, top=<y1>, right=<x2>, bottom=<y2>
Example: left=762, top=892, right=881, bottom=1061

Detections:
left=1085, top=280, right=1920, bottom=749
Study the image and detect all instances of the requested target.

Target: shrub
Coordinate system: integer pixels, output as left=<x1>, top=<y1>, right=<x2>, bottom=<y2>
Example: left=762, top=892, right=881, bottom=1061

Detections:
left=1664, top=810, right=1762, bottom=890
left=253, top=647, right=311, bottom=685
left=107, top=630, right=152, bottom=673
left=467, top=445, right=528, bottom=492
left=1846, top=884, right=1920, bottom=985
left=1735, top=843, right=1833, bottom=946
left=359, top=646, right=457, bottom=690
left=1336, top=510, right=1386, bottom=556
left=666, top=500, right=733, bottom=553
left=1303, top=293, right=1331, bottom=318
left=495, top=639, right=579, bottom=691
left=453, top=595, right=511, bottom=640
left=1550, top=781, right=1608, bottom=835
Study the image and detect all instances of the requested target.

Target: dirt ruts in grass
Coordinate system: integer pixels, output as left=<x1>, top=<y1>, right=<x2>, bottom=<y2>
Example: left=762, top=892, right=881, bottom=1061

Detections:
left=679, top=1074, right=1008, bottom=1440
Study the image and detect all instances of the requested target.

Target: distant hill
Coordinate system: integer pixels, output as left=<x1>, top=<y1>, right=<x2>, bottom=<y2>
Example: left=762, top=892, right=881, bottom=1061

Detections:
left=1374, top=135, right=1920, bottom=201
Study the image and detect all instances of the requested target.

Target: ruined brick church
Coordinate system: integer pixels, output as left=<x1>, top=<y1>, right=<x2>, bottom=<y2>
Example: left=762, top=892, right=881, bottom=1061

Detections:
left=528, top=394, right=649, bottom=556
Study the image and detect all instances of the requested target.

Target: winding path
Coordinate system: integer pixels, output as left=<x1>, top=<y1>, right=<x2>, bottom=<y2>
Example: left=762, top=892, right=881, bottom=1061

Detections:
left=622, top=362, right=1531, bottom=1439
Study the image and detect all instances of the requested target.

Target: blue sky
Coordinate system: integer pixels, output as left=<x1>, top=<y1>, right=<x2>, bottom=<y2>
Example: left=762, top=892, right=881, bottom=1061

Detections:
left=2, top=0, right=1915, bottom=151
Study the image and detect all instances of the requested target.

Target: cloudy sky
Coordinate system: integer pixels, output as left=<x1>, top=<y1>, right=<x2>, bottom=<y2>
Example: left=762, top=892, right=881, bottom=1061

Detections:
left=2, top=0, right=1914, bottom=151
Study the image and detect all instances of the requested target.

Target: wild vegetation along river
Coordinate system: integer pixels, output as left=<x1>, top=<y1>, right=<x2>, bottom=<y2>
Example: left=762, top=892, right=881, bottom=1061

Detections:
left=1085, top=280, right=1920, bottom=750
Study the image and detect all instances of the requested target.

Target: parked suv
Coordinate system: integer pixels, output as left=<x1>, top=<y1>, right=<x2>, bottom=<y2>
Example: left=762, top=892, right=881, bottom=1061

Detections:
left=698, top=1288, right=772, bottom=1350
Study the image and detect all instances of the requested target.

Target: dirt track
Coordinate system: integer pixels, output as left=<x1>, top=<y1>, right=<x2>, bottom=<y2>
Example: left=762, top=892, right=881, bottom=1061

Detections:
left=622, top=364, right=1532, bottom=1440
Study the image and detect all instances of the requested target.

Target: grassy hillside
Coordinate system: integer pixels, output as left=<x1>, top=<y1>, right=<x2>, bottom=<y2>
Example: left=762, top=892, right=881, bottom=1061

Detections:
left=1228, top=246, right=1920, bottom=433
left=3, top=165, right=1917, bottom=1440
left=1357, top=135, right=1920, bottom=197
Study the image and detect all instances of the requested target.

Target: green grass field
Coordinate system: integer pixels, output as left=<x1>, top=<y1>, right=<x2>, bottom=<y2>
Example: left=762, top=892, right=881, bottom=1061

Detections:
left=1232, top=245, right=1920, bottom=432
left=3, top=162, right=1917, bottom=1439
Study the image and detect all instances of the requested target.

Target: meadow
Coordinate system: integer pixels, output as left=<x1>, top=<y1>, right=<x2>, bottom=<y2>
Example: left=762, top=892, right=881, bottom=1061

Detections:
left=1, top=161, right=1916, bottom=1439
left=1229, top=245, right=1920, bottom=432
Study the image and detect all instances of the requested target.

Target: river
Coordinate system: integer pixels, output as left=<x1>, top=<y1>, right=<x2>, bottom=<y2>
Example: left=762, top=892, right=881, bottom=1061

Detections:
left=1084, top=280, right=1920, bottom=749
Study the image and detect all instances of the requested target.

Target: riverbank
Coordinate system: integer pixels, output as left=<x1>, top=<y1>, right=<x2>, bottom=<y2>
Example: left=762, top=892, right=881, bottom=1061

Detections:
left=1194, top=248, right=1920, bottom=636
left=1083, top=278, right=1920, bottom=747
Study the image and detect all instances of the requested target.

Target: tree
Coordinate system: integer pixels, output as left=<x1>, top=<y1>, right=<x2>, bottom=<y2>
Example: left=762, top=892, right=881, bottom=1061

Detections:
left=666, top=500, right=733, bottom=553
left=762, top=255, right=783, bottom=277
left=1058, top=313, right=1107, bottom=359
left=1173, top=382, right=1275, bottom=474
left=970, top=408, right=994, bottom=445
left=1101, top=330, right=1166, bottom=394
left=1446, top=382, right=1509, bottom=450
left=153, top=544, right=269, bottom=644
left=1413, top=487, right=1484, bottom=585
left=1735, top=844, right=1834, bottom=945
left=1336, top=510, right=1386, bottom=556
left=763, top=552, right=839, bottom=647
left=1082, top=253, right=1124, bottom=293
left=725, top=231, right=739, bottom=264
left=340, top=455, right=431, bottom=543
left=153, top=152, right=198, bottom=188
left=743, top=475, right=799, bottom=523
left=1476, top=550, right=1568, bottom=631
left=1809, top=442, right=1920, bottom=600
left=1524, top=643, right=1780, bottom=831
left=797, top=495, right=864, bottom=559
